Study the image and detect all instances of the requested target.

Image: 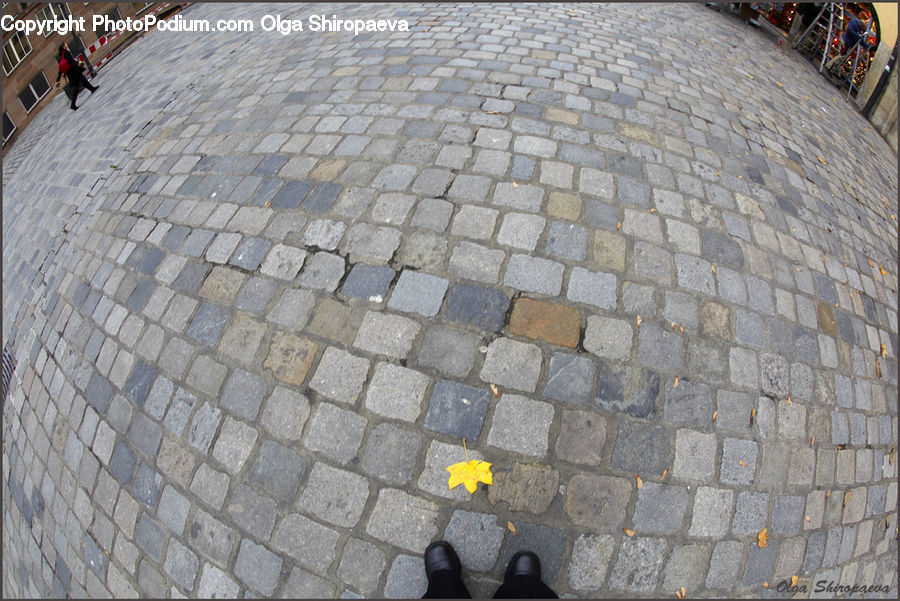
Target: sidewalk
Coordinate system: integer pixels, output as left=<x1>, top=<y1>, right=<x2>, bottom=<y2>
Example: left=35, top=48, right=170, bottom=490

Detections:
left=2, top=2, right=897, bottom=598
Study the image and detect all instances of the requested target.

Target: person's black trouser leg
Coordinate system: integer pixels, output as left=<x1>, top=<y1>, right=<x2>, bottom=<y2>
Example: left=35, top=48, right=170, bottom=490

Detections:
left=423, top=569, right=472, bottom=599
left=80, top=71, right=96, bottom=92
left=493, top=574, right=559, bottom=599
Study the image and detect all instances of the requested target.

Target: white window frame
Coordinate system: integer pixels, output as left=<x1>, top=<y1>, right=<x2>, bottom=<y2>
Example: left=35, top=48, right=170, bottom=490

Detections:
left=2, top=30, right=32, bottom=75
left=3, top=110, right=16, bottom=145
left=18, top=70, right=51, bottom=113
left=36, top=3, right=71, bottom=37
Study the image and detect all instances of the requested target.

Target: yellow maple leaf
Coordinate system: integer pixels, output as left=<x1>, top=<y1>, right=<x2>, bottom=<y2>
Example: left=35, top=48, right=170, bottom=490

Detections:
left=446, top=438, right=493, bottom=494
left=757, top=528, right=768, bottom=548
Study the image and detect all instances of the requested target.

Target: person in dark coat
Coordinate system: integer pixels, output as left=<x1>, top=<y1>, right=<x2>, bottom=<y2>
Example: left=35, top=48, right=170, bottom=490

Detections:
left=55, top=42, right=97, bottom=110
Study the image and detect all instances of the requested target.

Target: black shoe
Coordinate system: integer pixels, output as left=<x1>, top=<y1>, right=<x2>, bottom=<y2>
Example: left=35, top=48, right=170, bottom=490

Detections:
left=70, top=105, right=79, bottom=111
left=89, top=85, right=98, bottom=93
left=424, top=541, right=462, bottom=580
left=504, top=551, right=541, bottom=581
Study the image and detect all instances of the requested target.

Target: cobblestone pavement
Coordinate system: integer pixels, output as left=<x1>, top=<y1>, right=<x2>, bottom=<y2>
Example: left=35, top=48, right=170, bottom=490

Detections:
left=3, top=2, right=898, bottom=598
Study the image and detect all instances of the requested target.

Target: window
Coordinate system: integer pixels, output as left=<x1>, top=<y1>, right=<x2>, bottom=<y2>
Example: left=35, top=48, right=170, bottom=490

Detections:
left=2, top=31, right=32, bottom=75
left=36, top=3, right=71, bottom=36
left=18, top=71, right=51, bottom=113
left=3, top=111, right=15, bottom=145
left=94, top=6, right=122, bottom=37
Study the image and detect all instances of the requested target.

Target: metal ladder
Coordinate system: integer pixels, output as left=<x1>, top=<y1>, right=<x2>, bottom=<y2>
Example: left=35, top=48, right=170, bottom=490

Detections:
left=792, top=2, right=844, bottom=73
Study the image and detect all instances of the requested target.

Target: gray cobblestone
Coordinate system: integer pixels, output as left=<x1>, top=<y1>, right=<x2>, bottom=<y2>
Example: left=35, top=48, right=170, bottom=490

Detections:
left=388, top=270, right=449, bottom=317
left=610, top=537, right=667, bottom=593
left=304, top=403, right=367, bottom=463
left=480, top=338, right=542, bottom=393
left=234, top=539, right=282, bottom=596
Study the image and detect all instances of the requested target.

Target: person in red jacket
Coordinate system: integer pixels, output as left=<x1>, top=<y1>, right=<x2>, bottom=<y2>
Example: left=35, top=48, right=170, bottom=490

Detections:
left=55, top=42, right=98, bottom=110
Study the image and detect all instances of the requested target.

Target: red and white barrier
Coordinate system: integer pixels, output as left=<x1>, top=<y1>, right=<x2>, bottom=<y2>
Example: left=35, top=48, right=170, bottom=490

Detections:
left=78, top=3, right=190, bottom=70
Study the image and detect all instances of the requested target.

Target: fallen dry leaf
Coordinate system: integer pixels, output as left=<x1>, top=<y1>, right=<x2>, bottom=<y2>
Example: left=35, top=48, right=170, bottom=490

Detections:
left=879, top=265, right=886, bottom=276
left=650, top=208, right=656, bottom=213
left=512, top=180, right=519, bottom=188
left=843, top=490, right=852, bottom=508
left=264, top=199, right=272, bottom=208
left=876, top=360, right=881, bottom=378
left=763, top=582, right=769, bottom=588
left=889, top=446, right=895, bottom=465
left=681, top=587, right=686, bottom=598
left=791, top=575, right=798, bottom=587
left=673, top=376, right=679, bottom=388
left=810, top=436, right=815, bottom=447
left=636, top=315, right=642, bottom=327
left=446, top=438, right=493, bottom=494
left=805, top=515, right=811, bottom=522
left=508, top=521, right=518, bottom=536
left=826, top=489, right=831, bottom=499
left=739, top=460, right=748, bottom=467
left=757, top=528, right=768, bottom=548
left=712, top=411, right=717, bottom=423
left=623, top=527, right=636, bottom=537
left=775, top=81, right=783, bottom=87
left=490, top=384, right=499, bottom=397
left=636, top=474, right=643, bottom=489
left=786, top=395, right=791, bottom=405
left=881, top=345, right=887, bottom=358
left=616, top=221, right=622, bottom=231
left=817, top=156, right=827, bottom=164
left=679, top=325, right=684, bottom=334
left=661, top=468, right=669, bottom=480
left=711, top=265, right=717, bottom=274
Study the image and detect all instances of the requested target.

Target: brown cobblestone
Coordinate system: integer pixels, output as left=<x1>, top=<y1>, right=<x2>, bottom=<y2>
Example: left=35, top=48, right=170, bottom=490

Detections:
left=509, top=298, right=581, bottom=348
left=264, top=331, right=318, bottom=386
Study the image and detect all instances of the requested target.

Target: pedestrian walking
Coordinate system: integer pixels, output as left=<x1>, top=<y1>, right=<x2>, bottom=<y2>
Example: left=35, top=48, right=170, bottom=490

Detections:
left=55, top=42, right=98, bottom=110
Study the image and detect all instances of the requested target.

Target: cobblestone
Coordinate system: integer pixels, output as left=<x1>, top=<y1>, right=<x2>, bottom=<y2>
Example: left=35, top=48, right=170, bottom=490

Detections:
left=480, top=338, right=543, bottom=393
